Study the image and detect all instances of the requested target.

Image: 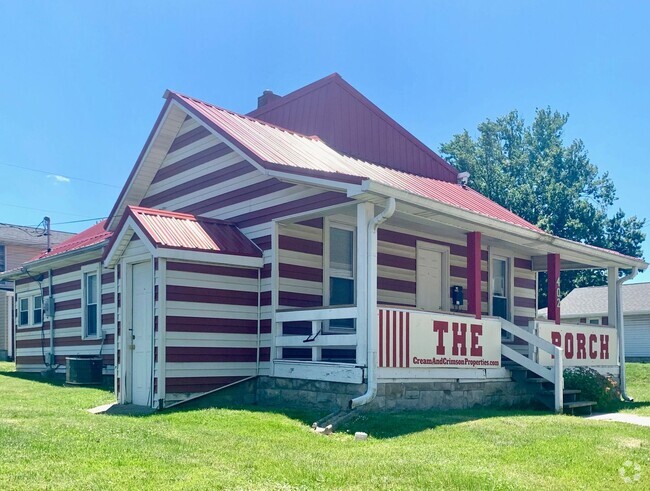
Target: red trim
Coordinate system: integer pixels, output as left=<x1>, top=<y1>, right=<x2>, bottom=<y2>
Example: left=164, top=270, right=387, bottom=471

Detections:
left=405, top=312, right=410, bottom=368
left=467, top=232, right=482, bottom=319
left=399, top=311, right=404, bottom=368
left=547, top=253, right=561, bottom=325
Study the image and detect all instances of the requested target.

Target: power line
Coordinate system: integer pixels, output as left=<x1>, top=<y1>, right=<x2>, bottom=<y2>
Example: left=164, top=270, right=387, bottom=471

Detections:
left=0, top=202, right=89, bottom=218
left=52, top=217, right=107, bottom=225
left=0, top=161, right=122, bottom=188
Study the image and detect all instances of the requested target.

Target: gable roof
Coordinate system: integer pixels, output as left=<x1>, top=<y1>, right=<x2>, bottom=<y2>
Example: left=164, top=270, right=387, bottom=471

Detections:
left=104, top=206, right=262, bottom=269
left=247, top=73, right=459, bottom=182
left=121, top=206, right=261, bottom=257
left=552, top=282, right=650, bottom=317
left=171, top=91, right=543, bottom=234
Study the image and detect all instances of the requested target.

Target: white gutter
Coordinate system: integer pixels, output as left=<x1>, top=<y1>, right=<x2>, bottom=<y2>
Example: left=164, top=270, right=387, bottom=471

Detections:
left=350, top=197, right=396, bottom=409
left=354, top=181, right=647, bottom=271
left=617, top=267, right=638, bottom=401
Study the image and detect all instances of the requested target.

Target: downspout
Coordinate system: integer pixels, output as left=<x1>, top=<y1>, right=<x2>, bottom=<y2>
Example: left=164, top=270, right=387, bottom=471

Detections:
left=48, top=269, right=54, bottom=368
left=617, top=266, right=638, bottom=401
left=350, top=197, right=396, bottom=409
left=256, top=268, right=261, bottom=376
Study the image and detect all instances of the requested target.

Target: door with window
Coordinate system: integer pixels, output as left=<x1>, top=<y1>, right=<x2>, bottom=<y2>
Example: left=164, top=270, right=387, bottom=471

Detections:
left=491, top=255, right=511, bottom=340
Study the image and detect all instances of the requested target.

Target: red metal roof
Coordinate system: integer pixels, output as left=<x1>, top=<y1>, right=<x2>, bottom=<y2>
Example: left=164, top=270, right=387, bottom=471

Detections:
left=126, top=206, right=262, bottom=257
left=32, top=220, right=112, bottom=261
left=171, top=92, right=544, bottom=233
left=247, top=73, right=459, bottom=182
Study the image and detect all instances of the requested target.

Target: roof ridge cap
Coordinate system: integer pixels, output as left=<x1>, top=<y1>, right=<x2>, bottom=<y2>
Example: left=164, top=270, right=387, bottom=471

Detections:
left=169, top=90, right=320, bottom=141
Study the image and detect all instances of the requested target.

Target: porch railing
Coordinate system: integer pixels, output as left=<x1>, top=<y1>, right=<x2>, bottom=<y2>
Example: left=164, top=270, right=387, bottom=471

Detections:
left=275, top=306, right=359, bottom=363
left=500, top=319, right=564, bottom=413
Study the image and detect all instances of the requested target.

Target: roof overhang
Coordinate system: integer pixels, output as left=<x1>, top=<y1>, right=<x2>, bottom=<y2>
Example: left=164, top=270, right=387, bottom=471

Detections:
left=103, top=215, right=263, bottom=270
left=0, top=242, right=108, bottom=281
left=348, top=180, right=647, bottom=271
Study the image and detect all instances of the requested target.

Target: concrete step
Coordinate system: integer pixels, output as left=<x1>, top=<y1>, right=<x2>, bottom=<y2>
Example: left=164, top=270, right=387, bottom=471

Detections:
left=564, top=400, right=597, bottom=415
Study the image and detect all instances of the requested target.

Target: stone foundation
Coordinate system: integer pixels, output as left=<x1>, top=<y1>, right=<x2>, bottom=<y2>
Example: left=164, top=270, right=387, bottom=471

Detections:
left=254, top=376, right=540, bottom=412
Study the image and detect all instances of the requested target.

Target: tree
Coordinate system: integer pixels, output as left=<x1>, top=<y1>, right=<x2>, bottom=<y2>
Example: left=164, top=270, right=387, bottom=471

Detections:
left=440, top=108, right=646, bottom=307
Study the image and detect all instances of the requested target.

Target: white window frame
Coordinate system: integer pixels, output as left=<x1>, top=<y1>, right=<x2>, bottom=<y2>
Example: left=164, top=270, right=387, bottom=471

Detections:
left=16, top=293, right=43, bottom=328
left=32, top=294, right=43, bottom=326
left=81, top=264, right=102, bottom=339
left=323, top=219, right=356, bottom=333
left=18, top=296, right=30, bottom=327
left=0, top=244, right=6, bottom=272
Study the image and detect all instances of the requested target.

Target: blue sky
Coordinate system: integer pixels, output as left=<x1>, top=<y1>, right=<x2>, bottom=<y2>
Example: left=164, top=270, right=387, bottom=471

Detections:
left=1, top=1, right=648, bottom=281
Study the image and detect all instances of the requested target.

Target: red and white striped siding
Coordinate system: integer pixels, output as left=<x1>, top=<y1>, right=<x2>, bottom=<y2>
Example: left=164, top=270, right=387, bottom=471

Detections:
left=163, top=260, right=268, bottom=397
left=140, top=117, right=350, bottom=232
left=378, top=309, right=410, bottom=368
left=14, top=258, right=116, bottom=373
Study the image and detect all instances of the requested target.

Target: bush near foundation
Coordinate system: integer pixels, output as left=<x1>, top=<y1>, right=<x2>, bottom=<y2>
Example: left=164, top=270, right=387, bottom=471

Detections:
left=563, top=367, right=622, bottom=411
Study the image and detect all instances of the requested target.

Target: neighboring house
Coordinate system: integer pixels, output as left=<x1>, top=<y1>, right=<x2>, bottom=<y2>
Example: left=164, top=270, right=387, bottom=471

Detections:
left=0, top=223, right=74, bottom=360
left=540, top=283, right=650, bottom=361
left=1, top=74, right=646, bottom=413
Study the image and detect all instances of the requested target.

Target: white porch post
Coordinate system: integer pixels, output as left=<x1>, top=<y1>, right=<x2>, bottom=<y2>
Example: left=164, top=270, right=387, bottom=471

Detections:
left=356, top=202, right=374, bottom=366
left=608, top=267, right=618, bottom=327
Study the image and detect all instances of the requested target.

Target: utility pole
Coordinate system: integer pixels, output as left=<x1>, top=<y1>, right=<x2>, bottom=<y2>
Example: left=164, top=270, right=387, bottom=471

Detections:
left=44, top=216, right=51, bottom=252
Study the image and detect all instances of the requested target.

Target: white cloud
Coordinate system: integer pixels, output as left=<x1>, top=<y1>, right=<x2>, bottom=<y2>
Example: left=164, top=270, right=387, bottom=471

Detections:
left=47, top=174, right=71, bottom=183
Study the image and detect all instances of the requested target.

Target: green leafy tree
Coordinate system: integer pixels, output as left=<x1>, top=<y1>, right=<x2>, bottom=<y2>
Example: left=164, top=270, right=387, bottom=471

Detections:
left=440, top=108, right=645, bottom=308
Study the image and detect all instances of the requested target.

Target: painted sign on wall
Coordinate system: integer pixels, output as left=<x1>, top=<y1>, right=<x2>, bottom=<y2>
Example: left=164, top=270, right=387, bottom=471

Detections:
left=536, top=321, right=618, bottom=367
left=378, top=309, right=501, bottom=368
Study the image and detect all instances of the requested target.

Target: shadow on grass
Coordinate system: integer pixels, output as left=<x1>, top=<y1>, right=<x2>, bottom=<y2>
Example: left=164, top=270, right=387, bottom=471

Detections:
left=0, top=366, right=114, bottom=394
left=158, top=388, right=552, bottom=439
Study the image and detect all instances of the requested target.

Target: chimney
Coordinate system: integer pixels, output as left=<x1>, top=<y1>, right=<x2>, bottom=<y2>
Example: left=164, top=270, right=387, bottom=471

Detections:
left=257, top=89, right=281, bottom=108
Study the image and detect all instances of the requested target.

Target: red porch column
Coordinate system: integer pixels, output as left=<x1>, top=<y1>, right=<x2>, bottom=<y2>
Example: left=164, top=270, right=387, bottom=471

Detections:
left=466, top=232, right=482, bottom=319
left=547, top=253, right=561, bottom=325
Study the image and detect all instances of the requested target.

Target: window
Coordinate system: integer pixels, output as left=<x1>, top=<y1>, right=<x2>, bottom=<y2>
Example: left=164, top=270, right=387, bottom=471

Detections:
left=19, top=297, right=29, bottom=326
left=17, top=294, right=42, bottom=327
left=0, top=244, right=5, bottom=272
left=492, top=257, right=508, bottom=320
left=328, top=226, right=355, bottom=331
left=588, top=318, right=600, bottom=325
left=83, top=270, right=100, bottom=338
left=33, top=295, right=42, bottom=325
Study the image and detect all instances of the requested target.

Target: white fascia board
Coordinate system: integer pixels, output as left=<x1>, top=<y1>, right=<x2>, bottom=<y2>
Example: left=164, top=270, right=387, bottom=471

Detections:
left=358, top=180, right=647, bottom=270
left=107, top=102, right=187, bottom=231
left=158, top=248, right=263, bottom=268
left=170, top=99, right=269, bottom=176
left=103, top=217, right=157, bottom=268
left=265, top=169, right=362, bottom=194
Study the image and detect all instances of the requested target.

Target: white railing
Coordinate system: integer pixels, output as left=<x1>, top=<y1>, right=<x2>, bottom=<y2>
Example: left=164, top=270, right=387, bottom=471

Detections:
left=501, top=319, right=564, bottom=413
left=275, top=306, right=359, bottom=363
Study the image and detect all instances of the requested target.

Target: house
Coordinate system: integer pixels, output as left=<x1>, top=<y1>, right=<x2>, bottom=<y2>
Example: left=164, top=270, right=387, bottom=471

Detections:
left=1, top=74, right=646, bottom=412
left=0, top=222, right=74, bottom=360
left=540, top=282, right=650, bottom=361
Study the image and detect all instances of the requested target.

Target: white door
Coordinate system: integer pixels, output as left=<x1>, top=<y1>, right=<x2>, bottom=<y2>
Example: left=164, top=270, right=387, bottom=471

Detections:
left=417, top=245, right=443, bottom=311
left=129, top=261, right=153, bottom=406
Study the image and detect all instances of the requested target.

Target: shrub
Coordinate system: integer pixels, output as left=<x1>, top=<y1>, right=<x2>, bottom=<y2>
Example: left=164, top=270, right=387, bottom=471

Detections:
left=563, top=367, right=622, bottom=411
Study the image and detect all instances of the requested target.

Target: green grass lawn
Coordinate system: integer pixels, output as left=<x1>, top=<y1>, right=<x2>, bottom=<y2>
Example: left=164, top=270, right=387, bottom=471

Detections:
left=0, top=362, right=648, bottom=490
left=624, top=362, right=650, bottom=416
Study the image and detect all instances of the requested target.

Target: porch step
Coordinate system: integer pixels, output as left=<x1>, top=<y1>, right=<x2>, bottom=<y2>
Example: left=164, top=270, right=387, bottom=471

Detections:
left=563, top=400, right=597, bottom=416
left=539, top=389, right=582, bottom=403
